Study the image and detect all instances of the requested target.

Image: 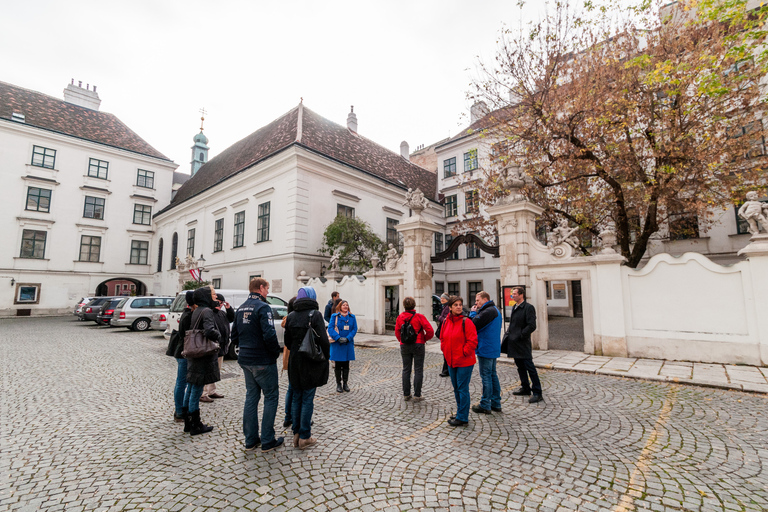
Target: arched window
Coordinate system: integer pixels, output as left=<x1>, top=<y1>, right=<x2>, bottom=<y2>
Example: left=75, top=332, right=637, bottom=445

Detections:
left=199, top=152, right=205, bottom=162
left=170, top=232, right=178, bottom=269
left=157, top=238, right=164, bottom=272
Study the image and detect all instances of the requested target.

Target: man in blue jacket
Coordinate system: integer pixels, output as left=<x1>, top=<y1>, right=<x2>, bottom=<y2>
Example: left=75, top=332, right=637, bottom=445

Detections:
left=231, top=278, right=284, bottom=452
left=469, top=291, right=503, bottom=414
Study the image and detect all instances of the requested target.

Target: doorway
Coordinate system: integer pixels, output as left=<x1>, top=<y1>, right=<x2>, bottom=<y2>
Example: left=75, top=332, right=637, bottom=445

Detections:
left=384, top=285, right=399, bottom=333
left=546, top=279, right=585, bottom=351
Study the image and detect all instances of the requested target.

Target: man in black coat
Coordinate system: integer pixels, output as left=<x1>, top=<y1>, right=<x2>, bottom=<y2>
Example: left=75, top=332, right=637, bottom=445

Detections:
left=501, top=286, right=543, bottom=403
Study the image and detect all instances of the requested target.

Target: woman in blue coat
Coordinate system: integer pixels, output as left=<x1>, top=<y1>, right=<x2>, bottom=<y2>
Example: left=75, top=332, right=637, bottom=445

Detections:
left=328, top=300, right=357, bottom=393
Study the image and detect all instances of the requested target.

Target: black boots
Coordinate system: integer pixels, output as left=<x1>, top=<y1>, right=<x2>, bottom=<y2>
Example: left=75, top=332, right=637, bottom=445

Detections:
left=335, top=366, right=343, bottom=393
left=341, top=365, right=350, bottom=392
left=182, top=407, right=192, bottom=433
left=189, top=410, right=214, bottom=436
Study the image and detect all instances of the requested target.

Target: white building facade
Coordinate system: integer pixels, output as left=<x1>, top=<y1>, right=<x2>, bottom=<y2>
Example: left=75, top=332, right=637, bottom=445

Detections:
left=0, top=80, right=177, bottom=316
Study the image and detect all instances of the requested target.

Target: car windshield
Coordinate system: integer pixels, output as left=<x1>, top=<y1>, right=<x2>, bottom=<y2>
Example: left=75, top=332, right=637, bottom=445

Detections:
left=170, top=294, right=187, bottom=313
left=266, top=295, right=287, bottom=307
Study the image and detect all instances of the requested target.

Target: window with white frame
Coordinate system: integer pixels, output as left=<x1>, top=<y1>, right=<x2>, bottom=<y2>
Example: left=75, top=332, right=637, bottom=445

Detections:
left=187, top=229, right=195, bottom=257
left=233, top=211, right=245, bottom=248
left=257, top=201, right=270, bottom=242
left=213, top=219, right=224, bottom=252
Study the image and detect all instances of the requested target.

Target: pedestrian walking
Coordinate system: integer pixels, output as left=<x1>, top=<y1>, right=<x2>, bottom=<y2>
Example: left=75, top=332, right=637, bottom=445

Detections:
left=185, top=286, right=223, bottom=435
left=502, top=286, right=542, bottom=403
left=231, top=277, right=284, bottom=452
left=436, top=293, right=450, bottom=377
left=166, top=290, right=195, bottom=427
left=328, top=300, right=357, bottom=393
left=395, top=296, right=434, bottom=402
left=201, top=293, right=234, bottom=401
left=439, top=295, right=478, bottom=426
left=469, top=291, right=503, bottom=414
left=284, top=286, right=330, bottom=449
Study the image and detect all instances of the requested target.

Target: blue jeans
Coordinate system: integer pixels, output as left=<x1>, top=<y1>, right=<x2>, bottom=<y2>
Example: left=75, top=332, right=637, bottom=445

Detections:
left=188, top=383, right=205, bottom=413
left=291, top=387, right=316, bottom=439
left=477, top=357, right=501, bottom=410
left=284, top=384, right=293, bottom=424
left=240, top=363, right=280, bottom=447
left=174, top=358, right=191, bottom=414
left=448, top=365, right=473, bottom=422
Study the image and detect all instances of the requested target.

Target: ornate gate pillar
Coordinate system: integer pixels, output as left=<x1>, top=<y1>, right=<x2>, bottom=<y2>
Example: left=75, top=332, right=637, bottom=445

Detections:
left=486, top=201, right=545, bottom=292
left=396, top=215, right=442, bottom=315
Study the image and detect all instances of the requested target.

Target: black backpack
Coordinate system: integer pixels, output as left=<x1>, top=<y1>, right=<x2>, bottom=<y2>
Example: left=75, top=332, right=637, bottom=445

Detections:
left=400, top=311, right=418, bottom=345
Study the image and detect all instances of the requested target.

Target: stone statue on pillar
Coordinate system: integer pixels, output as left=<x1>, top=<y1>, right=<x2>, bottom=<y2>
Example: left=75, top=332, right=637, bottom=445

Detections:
left=384, top=243, right=400, bottom=271
left=404, top=188, right=428, bottom=215
left=738, top=191, right=768, bottom=235
left=496, top=166, right=532, bottom=205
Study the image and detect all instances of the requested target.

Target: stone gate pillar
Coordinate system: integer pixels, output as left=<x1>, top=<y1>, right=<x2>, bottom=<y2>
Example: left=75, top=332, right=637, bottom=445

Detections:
left=486, top=201, right=545, bottom=292
left=397, top=215, right=442, bottom=315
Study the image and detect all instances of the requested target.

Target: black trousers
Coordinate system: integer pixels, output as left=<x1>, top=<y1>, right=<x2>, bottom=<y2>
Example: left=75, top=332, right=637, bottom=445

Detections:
left=334, top=361, right=350, bottom=383
left=400, top=344, right=425, bottom=397
left=514, top=358, right=542, bottom=395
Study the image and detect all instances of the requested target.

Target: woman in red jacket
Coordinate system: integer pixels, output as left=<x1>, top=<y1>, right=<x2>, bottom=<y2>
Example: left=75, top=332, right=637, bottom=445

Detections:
left=439, top=296, right=478, bottom=426
left=395, top=296, right=435, bottom=402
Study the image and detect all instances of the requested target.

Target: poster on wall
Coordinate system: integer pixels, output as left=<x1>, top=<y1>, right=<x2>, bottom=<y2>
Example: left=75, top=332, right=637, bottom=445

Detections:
left=500, top=285, right=526, bottom=322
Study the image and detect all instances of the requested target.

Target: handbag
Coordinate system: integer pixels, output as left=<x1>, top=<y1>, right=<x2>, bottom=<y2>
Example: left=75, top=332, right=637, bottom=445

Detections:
left=181, top=310, right=220, bottom=359
left=297, top=311, right=326, bottom=362
left=335, top=315, right=349, bottom=345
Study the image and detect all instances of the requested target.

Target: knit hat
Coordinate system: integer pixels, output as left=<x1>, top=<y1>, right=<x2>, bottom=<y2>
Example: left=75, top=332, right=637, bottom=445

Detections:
left=296, top=286, right=317, bottom=300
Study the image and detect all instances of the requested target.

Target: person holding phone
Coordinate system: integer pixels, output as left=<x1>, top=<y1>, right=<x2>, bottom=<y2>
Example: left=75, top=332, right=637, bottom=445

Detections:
left=327, top=300, right=357, bottom=393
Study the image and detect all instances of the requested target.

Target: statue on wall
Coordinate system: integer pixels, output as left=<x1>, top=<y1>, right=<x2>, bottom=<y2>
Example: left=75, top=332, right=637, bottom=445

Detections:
left=384, top=243, right=400, bottom=271
left=496, top=166, right=531, bottom=205
left=404, top=187, right=428, bottom=213
left=329, top=248, right=341, bottom=271
left=547, top=219, right=580, bottom=250
left=175, top=256, right=183, bottom=270
left=185, top=254, right=196, bottom=268
left=738, top=191, right=768, bottom=235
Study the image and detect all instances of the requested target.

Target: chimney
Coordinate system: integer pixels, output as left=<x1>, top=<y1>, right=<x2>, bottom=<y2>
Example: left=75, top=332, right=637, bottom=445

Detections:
left=63, top=79, right=101, bottom=111
left=347, top=105, right=358, bottom=132
left=470, top=100, right=489, bottom=124
left=400, top=141, right=410, bottom=160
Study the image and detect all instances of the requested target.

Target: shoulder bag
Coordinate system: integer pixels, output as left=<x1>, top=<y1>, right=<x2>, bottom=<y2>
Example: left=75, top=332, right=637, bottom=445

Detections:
left=298, top=311, right=326, bottom=362
left=335, top=315, right=349, bottom=345
left=181, top=310, right=220, bottom=359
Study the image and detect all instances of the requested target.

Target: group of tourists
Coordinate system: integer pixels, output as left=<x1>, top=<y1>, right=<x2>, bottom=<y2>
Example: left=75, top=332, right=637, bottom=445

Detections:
left=167, top=277, right=541, bottom=452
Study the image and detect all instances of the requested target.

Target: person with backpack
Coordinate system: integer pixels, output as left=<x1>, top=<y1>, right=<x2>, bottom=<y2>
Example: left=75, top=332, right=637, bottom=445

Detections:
left=395, top=297, right=435, bottom=402
left=327, top=300, right=357, bottom=393
left=439, top=295, right=478, bottom=426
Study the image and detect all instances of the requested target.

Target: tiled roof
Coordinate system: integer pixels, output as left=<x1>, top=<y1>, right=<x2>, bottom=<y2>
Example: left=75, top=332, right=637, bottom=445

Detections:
left=164, top=104, right=437, bottom=212
left=173, top=172, right=190, bottom=185
left=0, top=81, right=171, bottom=161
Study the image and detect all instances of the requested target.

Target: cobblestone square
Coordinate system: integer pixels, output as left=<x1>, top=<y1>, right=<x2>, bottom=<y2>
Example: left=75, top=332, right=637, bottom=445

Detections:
left=1, top=317, right=767, bottom=511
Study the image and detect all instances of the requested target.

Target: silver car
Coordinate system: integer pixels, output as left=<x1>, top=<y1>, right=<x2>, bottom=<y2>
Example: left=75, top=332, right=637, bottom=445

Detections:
left=149, top=311, right=169, bottom=332
left=110, top=296, right=175, bottom=331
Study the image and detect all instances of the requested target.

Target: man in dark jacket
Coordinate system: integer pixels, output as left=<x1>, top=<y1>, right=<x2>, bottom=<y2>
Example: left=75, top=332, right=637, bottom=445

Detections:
left=231, top=278, right=284, bottom=452
left=502, top=286, right=542, bottom=403
left=324, top=291, right=339, bottom=322
left=201, top=293, right=235, bottom=402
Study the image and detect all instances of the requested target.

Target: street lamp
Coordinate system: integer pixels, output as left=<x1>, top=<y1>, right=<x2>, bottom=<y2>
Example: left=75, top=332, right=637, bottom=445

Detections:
left=197, top=254, right=206, bottom=282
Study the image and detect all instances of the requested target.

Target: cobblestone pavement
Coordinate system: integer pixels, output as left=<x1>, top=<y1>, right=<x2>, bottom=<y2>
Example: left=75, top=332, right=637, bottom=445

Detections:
left=2, top=317, right=767, bottom=512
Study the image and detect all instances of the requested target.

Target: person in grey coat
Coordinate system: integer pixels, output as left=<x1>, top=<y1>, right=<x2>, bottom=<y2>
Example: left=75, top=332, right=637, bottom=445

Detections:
left=501, top=286, right=542, bottom=403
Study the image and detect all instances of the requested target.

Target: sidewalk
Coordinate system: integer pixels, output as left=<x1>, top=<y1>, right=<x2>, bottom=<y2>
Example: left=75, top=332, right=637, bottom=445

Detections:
left=354, top=332, right=768, bottom=394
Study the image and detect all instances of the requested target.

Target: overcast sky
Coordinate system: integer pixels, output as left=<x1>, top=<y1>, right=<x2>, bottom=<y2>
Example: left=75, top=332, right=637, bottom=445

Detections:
left=1, top=0, right=543, bottom=173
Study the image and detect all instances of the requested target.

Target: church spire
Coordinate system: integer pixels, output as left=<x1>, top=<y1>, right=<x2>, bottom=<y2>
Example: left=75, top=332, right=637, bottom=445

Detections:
left=190, top=107, right=209, bottom=176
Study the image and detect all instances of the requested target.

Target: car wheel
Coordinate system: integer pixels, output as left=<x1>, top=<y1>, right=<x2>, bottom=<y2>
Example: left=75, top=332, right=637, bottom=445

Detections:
left=132, top=318, right=150, bottom=331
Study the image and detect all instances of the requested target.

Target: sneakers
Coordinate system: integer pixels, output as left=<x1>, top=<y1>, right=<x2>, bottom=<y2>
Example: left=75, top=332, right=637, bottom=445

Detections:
left=447, top=418, right=468, bottom=426
left=529, top=394, right=544, bottom=404
left=472, top=404, right=491, bottom=414
left=298, top=437, right=317, bottom=450
left=261, top=437, right=285, bottom=452
left=404, top=395, right=412, bottom=401
left=512, top=387, right=532, bottom=396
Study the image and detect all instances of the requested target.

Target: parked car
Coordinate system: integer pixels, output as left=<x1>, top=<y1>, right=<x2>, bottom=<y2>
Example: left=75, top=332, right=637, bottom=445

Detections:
left=110, top=296, right=175, bottom=331
left=80, top=297, right=118, bottom=322
left=95, top=298, right=123, bottom=326
left=74, top=297, right=95, bottom=319
left=150, top=311, right=169, bottom=332
left=227, top=303, right=287, bottom=360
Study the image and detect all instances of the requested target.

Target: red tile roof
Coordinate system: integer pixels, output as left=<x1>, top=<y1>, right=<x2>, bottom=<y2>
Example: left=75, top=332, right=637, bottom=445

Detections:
left=0, top=81, right=171, bottom=161
left=165, top=104, right=437, bottom=211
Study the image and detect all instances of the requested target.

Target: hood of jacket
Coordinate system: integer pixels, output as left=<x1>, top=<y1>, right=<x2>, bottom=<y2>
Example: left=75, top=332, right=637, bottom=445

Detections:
left=193, top=287, right=215, bottom=309
left=294, top=298, right=319, bottom=312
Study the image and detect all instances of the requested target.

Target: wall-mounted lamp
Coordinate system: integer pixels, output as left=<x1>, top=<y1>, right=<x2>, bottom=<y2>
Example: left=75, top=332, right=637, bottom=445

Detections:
left=320, top=263, right=326, bottom=277
left=10, top=278, right=14, bottom=286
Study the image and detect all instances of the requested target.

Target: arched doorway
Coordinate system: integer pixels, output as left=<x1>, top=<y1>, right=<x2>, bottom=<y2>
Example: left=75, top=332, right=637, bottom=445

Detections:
left=95, top=278, right=147, bottom=297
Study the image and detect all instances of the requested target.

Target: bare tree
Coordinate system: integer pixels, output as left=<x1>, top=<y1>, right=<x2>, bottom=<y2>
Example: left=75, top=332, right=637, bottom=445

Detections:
left=471, top=0, right=768, bottom=267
